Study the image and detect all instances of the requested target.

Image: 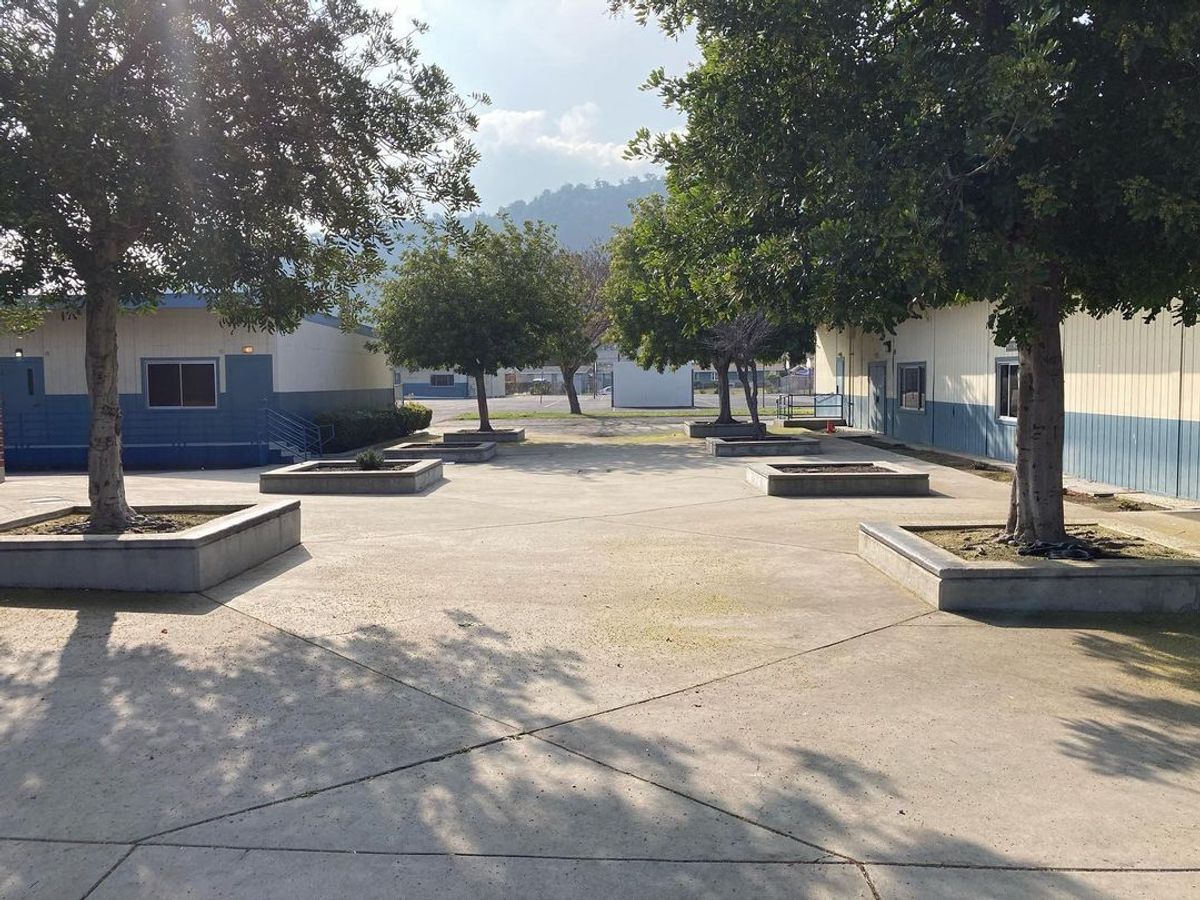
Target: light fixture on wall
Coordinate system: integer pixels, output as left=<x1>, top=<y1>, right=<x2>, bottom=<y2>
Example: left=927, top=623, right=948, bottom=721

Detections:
left=241, top=345, right=254, bottom=354
left=13, top=348, right=23, bottom=358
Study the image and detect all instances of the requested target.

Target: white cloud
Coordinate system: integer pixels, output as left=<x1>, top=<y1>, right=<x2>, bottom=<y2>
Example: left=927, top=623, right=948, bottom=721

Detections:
left=476, top=102, right=640, bottom=170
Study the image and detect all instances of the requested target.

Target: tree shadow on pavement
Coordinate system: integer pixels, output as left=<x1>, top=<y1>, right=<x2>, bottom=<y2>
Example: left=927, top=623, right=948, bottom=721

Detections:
left=1058, top=627, right=1200, bottom=781
left=0, top=593, right=1118, bottom=899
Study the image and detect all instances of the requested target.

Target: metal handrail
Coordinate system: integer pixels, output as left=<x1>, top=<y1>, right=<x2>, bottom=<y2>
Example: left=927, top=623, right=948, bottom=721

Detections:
left=263, top=407, right=329, bottom=459
left=775, top=393, right=846, bottom=421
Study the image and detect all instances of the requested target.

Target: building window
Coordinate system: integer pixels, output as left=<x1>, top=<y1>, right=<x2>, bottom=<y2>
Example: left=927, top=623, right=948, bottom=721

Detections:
left=997, top=360, right=1020, bottom=421
left=146, top=361, right=218, bottom=409
left=429, top=373, right=455, bottom=387
left=897, top=363, right=926, bottom=411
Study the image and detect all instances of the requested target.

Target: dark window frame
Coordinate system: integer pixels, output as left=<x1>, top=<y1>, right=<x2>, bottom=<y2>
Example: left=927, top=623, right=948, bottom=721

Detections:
left=896, top=362, right=927, bottom=413
left=429, top=372, right=455, bottom=387
left=995, top=357, right=1020, bottom=424
left=144, top=358, right=219, bottom=410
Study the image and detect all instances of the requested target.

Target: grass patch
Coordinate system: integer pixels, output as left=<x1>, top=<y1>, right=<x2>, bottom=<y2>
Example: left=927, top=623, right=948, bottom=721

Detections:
left=455, top=408, right=755, bottom=421
left=843, top=436, right=1012, bottom=482
left=1063, top=491, right=1167, bottom=512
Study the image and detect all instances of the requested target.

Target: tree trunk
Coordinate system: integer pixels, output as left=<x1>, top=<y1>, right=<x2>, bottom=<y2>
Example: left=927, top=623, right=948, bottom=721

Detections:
left=473, top=372, right=492, bottom=432
left=562, top=365, right=582, bottom=414
left=84, top=284, right=136, bottom=531
left=1006, top=285, right=1067, bottom=544
left=735, top=361, right=760, bottom=426
left=713, top=356, right=735, bottom=424
left=748, top=360, right=761, bottom=426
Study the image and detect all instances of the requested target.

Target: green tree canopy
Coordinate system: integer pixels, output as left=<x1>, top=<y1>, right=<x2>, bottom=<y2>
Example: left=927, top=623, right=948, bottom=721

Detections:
left=607, top=181, right=815, bottom=424
left=620, top=0, right=1200, bottom=541
left=1, top=0, right=481, bottom=528
left=376, top=219, right=569, bottom=431
left=544, top=244, right=612, bottom=414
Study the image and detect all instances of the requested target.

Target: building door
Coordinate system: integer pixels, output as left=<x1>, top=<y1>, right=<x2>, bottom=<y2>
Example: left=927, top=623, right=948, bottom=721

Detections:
left=868, top=362, right=887, bottom=434
left=0, top=357, right=45, bottom=461
left=0, top=357, right=45, bottom=416
left=224, top=355, right=273, bottom=409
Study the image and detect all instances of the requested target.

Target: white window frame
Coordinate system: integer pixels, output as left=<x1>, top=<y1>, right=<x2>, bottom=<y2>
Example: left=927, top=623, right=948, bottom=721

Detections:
left=144, top=358, right=219, bottom=410
left=996, top=359, right=1020, bottom=423
left=897, top=362, right=927, bottom=413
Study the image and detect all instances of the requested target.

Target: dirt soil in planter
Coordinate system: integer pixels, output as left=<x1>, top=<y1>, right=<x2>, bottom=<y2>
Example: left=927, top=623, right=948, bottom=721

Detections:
left=722, top=435, right=791, bottom=443
left=309, top=463, right=416, bottom=472
left=7, top=511, right=222, bottom=536
left=772, top=464, right=884, bottom=474
left=916, top=525, right=1195, bottom=562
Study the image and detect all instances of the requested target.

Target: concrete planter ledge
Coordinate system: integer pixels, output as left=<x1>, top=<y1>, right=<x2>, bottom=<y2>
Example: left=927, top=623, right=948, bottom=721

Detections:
left=747, top=461, right=929, bottom=496
left=386, top=441, right=497, bottom=463
left=683, top=421, right=765, bottom=439
left=859, top=521, right=1200, bottom=613
left=707, top=435, right=821, bottom=457
left=260, top=459, right=443, bottom=494
left=0, top=501, right=301, bottom=592
left=442, top=428, right=525, bottom=443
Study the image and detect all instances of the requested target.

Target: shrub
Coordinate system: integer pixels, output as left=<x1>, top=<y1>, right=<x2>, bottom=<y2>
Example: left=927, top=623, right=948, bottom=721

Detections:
left=315, top=403, right=433, bottom=453
left=355, top=449, right=385, bottom=470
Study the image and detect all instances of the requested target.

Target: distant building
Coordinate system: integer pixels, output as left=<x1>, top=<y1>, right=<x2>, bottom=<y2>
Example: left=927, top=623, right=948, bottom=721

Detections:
left=395, top=369, right=506, bottom=400
left=814, top=302, right=1200, bottom=499
left=0, top=294, right=393, bottom=470
left=611, top=355, right=693, bottom=408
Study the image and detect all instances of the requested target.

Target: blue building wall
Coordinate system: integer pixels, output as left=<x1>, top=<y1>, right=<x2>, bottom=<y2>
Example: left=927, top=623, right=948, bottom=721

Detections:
left=397, top=381, right=470, bottom=399
left=1, top=352, right=395, bottom=471
left=853, top=390, right=1199, bottom=499
left=3, top=391, right=270, bottom=470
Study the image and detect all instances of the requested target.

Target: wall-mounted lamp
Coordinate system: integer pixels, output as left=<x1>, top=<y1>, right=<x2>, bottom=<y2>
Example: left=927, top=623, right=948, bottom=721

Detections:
left=241, top=345, right=255, bottom=354
left=13, top=348, right=23, bottom=358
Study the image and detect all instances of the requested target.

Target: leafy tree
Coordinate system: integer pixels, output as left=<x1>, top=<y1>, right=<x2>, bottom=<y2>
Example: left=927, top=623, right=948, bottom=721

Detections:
left=545, top=245, right=612, bottom=415
left=0, top=0, right=480, bottom=530
left=375, top=220, right=567, bottom=431
left=606, top=193, right=738, bottom=422
left=620, top=1, right=1200, bottom=543
left=608, top=178, right=816, bottom=424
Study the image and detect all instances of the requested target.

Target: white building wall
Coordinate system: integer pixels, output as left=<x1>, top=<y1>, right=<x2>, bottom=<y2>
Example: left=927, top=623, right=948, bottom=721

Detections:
left=0, top=308, right=275, bottom=395
left=274, top=318, right=392, bottom=395
left=611, top=359, right=693, bottom=408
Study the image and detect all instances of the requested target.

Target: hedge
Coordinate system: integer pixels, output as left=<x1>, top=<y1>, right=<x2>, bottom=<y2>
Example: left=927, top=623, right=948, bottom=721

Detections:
left=315, top=403, right=433, bottom=454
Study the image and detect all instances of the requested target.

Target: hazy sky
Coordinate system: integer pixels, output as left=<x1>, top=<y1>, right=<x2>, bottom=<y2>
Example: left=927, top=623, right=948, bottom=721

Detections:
left=389, top=1, right=698, bottom=211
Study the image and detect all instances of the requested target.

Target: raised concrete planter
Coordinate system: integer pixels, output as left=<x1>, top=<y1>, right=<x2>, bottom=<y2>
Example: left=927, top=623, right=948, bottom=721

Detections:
left=746, top=461, right=929, bottom=496
left=260, top=459, right=443, bottom=494
left=386, top=441, right=497, bottom=463
left=442, top=428, right=525, bottom=444
left=0, top=501, right=301, bottom=592
left=859, top=521, right=1200, bottom=613
left=707, top=435, right=821, bottom=457
left=683, top=421, right=766, bottom=439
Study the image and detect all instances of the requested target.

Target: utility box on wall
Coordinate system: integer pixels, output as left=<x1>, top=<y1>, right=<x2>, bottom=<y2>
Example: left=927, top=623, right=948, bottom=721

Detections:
left=611, top=358, right=694, bottom=409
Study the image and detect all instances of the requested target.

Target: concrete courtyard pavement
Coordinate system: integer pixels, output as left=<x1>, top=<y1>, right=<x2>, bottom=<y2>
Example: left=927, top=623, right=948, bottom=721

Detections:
left=1, top=421, right=1198, bottom=898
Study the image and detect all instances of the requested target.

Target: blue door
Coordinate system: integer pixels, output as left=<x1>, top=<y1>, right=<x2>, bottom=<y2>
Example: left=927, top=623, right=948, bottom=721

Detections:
left=224, top=355, right=274, bottom=409
left=1, top=357, right=45, bottom=446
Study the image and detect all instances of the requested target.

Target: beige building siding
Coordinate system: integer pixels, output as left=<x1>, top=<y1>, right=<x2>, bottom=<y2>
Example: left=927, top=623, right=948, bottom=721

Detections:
left=814, top=303, right=1200, bottom=498
left=0, top=308, right=273, bottom=396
